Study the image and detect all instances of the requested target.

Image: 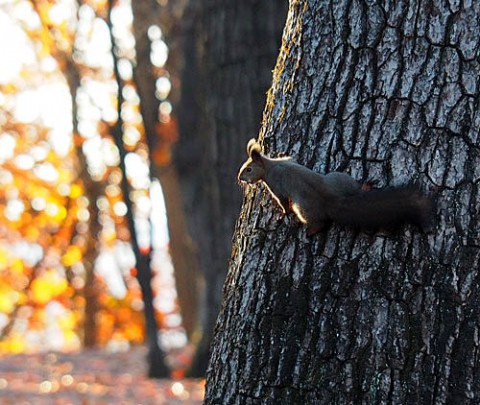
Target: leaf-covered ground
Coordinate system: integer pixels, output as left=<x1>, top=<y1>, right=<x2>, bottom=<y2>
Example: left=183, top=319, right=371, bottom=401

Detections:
left=0, top=346, right=204, bottom=404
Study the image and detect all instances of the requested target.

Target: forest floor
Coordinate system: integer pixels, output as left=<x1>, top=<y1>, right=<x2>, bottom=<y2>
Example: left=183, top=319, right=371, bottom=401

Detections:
left=0, top=346, right=205, bottom=404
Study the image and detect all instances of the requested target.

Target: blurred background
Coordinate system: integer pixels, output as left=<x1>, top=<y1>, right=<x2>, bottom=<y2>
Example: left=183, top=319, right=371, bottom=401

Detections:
left=0, top=0, right=287, bottom=393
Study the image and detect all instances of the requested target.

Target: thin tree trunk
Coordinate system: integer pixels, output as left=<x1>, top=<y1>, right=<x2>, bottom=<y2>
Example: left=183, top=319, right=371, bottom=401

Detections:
left=107, top=0, right=168, bottom=378
left=205, top=1, right=480, bottom=403
left=63, top=61, right=103, bottom=348
left=130, top=0, right=200, bottom=341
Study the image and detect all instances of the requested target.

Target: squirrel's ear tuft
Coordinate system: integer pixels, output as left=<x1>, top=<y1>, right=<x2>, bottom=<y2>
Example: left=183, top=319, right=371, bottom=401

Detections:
left=247, top=138, right=262, bottom=158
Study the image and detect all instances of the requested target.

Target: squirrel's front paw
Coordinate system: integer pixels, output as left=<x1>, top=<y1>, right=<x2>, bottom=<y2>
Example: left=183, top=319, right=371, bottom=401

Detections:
left=277, top=210, right=291, bottom=221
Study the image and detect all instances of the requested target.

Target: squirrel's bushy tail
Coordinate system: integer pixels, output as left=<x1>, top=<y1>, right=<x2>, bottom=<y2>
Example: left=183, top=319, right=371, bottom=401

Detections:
left=329, top=187, right=432, bottom=231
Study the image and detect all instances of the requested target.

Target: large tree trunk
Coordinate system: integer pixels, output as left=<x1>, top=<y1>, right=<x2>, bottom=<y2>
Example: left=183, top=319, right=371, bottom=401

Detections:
left=176, top=0, right=288, bottom=376
left=205, top=1, right=480, bottom=403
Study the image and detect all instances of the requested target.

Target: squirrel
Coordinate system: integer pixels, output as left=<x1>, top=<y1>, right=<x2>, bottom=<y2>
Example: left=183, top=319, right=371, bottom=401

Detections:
left=238, top=139, right=432, bottom=236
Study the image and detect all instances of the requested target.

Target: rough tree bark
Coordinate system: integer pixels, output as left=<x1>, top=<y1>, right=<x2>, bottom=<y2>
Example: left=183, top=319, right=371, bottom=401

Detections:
left=205, top=1, right=480, bottom=403
left=176, top=0, right=288, bottom=376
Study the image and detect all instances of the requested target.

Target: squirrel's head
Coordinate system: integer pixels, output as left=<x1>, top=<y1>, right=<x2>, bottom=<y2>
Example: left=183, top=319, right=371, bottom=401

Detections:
left=237, top=138, right=265, bottom=184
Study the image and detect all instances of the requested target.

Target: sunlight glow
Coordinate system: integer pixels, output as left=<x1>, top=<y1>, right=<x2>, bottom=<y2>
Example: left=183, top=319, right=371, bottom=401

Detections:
left=0, top=171, right=13, bottom=185
left=150, top=179, right=169, bottom=248
left=13, top=91, right=40, bottom=123
left=77, top=16, right=113, bottom=69
left=48, top=0, right=76, bottom=26
left=14, top=154, right=35, bottom=170
left=148, top=24, right=168, bottom=68
left=110, top=0, right=133, bottom=27
left=159, top=100, right=172, bottom=115
left=151, top=40, right=168, bottom=68
left=76, top=207, right=90, bottom=222
left=82, top=136, right=120, bottom=179
left=40, top=56, right=58, bottom=73
left=95, top=242, right=134, bottom=299
left=171, top=382, right=185, bottom=397
left=125, top=153, right=150, bottom=189
left=155, top=76, right=171, bottom=100
left=123, top=126, right=141, bottom=146
left=31, top=197, right=47, bottom=211
left=45, top=203, right=59, bottom=218
left=57, top=183, right=71, bottom=196
left=9, top=241, right=43, bottom=267
left=30, top=144, right=49, bottom=161
left=12, top=83, right=73, bottom=156
left=147, top=25, right=162, bottom=41
left=78, top=79, right=118, bottom=123
left=5, top=199, right=25, bottom=221
left=33, top=163, right=60, bottom=183
left=11, top=1, right=41, bottom=30
left=113, top=201, right=128, bottom=217
left=0, top=10, right=36, bottom=84
left=0, top=133, right=16, bottom=163
left=117, top=58, right=133, bottom=80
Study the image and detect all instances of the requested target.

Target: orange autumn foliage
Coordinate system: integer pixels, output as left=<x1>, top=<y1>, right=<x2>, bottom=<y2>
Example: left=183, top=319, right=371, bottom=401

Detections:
left=0, top=0, right=149, bottom=353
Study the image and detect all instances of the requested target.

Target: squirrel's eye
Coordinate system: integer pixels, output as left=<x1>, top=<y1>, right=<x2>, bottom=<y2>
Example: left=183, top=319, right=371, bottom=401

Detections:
left=246, top=167, right=252, bottom=172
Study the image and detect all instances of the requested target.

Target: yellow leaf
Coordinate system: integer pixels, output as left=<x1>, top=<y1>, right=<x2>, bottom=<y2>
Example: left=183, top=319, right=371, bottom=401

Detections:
left=46, top=205, right=67, bottom=222
left=0, top=292, right=15, bottom=313
left=30, top=270, right=68, bottom=305
left=30, top=278, right=52, bottom=305
left=63, top=330, right=79, bottom=347
left=8, top=336, right=25, bottom=354
left=25, top=225, right=41, bottom=241
left=11, top=259, right=24, bottom=274
left=61, top=245, right=82, bottom=267
left=58, top=312, right=76, bottom=330
left=69, top=184, right=82, bottom=198
left=0, top=249, right=8, bottom=270
left=124, top=323, right=144, bottom=343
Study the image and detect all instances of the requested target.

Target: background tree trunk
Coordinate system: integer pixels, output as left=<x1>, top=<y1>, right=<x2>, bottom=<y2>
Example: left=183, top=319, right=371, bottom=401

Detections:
left=205, top=1, right=480, bottom=403
left=107, top=1, right=168, bottom=378
left=130, top=0, right=200, bottom=341
left=175, top=0, right=288, bottom=376
left=46, top=13, right=103, bottom=349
